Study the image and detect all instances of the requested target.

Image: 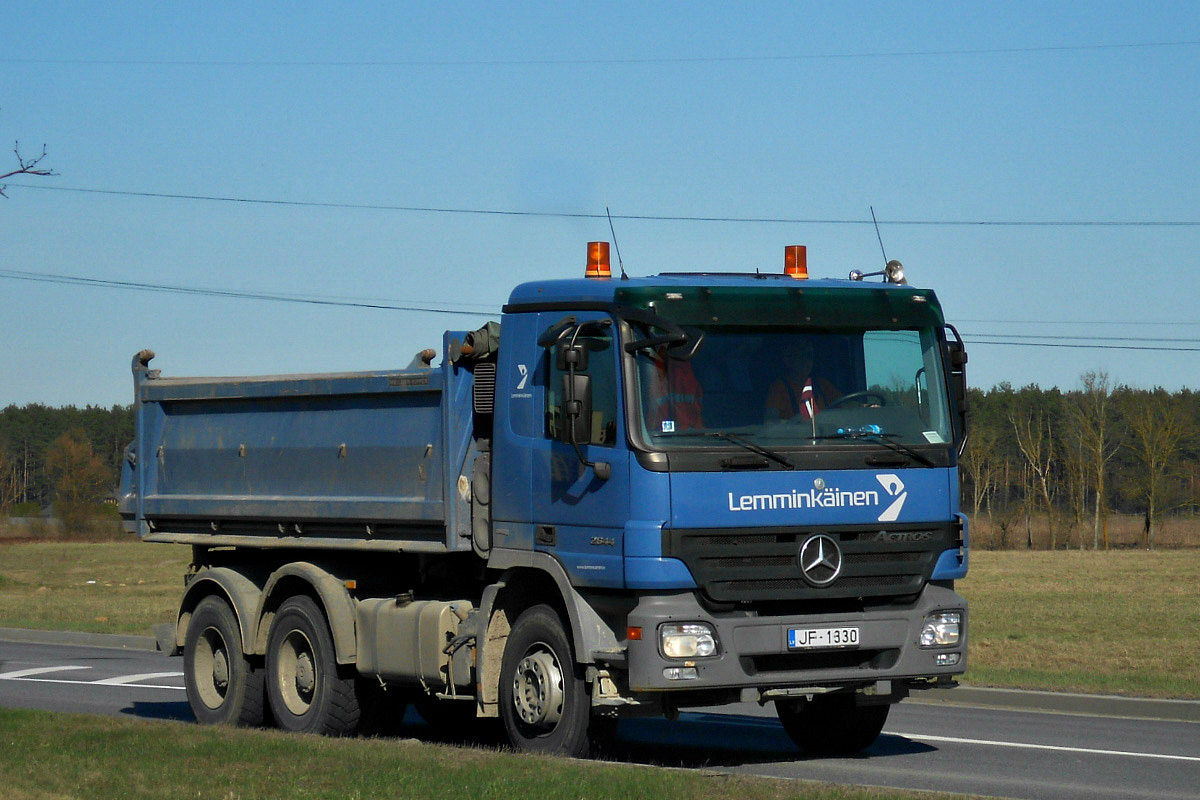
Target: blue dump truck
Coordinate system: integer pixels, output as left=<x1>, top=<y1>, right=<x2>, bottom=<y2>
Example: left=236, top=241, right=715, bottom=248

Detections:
left=121, top=243, right=969, bottom=757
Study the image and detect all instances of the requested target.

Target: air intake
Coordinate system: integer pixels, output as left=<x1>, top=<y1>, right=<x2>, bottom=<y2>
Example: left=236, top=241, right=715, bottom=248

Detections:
left=473, top=363, right=497, bottom=415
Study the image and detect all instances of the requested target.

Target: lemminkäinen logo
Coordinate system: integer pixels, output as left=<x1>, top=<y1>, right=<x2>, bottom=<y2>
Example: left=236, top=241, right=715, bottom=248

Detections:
left=876, top=474, right=906, bottom=521
left=727, top=474, right=907, bottom=523
left=510, top=364, right=533, bottom=399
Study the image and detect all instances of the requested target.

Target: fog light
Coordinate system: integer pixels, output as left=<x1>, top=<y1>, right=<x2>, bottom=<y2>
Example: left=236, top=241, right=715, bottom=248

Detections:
left=660, top=623, right=717, bottom=659
left=936, top=653, right=961, bottom=667
left=663, top=666, right=699, bottom=681
left=920, top=612, right=961, bottom=647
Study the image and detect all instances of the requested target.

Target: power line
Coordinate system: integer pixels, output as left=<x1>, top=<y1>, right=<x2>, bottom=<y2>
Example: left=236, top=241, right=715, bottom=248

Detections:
left=8, top=183, right=1200, bottom=227
left=3, top=39, right=1197, bottom=67
left=959, top=318, right=1200, bottom=327
left=962, top=332, right=1200, bottom=344
left=967, top=338, right=1200, bottom=353
left=0, top=268, right=498, bottom=317
left=5, top=266, right=1199, bottom=354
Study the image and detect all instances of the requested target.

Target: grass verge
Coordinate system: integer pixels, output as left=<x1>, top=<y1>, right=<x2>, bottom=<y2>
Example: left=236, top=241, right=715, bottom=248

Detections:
left=0, top=707, right=982, bottom=800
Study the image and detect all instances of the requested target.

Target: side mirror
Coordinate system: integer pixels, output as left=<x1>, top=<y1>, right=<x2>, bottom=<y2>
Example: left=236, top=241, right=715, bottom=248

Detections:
left=944, top=325, right=969, bottom=449
left=556, top=340, right=589, bottom=372
left=560, top=373, right=593, bottom=446
left=541, top=316, right=613, bottom=481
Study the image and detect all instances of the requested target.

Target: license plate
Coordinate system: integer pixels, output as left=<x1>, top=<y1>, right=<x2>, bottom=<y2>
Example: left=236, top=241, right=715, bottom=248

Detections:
left=788, top=626, right=860, bottom=650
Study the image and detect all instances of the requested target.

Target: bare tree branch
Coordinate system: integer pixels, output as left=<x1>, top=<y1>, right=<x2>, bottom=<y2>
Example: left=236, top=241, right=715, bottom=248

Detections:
left=1, top=139, right=58, bottom=197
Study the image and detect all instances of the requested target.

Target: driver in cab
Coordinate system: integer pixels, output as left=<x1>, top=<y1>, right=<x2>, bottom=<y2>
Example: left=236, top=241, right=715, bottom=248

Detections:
left=765, top=340, right=840, bottom=422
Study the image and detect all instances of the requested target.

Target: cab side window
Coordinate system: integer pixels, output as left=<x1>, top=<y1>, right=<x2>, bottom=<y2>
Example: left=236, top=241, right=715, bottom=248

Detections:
left=545, top=329, right=618, bottom=446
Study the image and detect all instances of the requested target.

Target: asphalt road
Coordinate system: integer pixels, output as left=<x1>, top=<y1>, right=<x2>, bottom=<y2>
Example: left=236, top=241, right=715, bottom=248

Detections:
left=2, top=637, right=1198, bottom=800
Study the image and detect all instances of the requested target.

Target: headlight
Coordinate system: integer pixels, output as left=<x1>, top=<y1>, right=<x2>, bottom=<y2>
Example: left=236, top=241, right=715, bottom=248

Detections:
left=920, top=612, right=961, bottom=647
left=660, top=623, right=718, bottom=659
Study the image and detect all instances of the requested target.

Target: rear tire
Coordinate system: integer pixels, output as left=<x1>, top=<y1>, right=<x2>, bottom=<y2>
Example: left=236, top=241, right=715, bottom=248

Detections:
left=266, top=596, right=360, bottom=736
left=184, top=596, right=266, bottom=727
left=775, top=693, right=890, bottom=755
left=499, top=604, right=592, bottom=757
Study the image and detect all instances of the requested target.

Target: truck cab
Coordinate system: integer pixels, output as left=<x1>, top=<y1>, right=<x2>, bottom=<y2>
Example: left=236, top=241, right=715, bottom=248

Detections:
left=482, top=247, right=969, bottom=748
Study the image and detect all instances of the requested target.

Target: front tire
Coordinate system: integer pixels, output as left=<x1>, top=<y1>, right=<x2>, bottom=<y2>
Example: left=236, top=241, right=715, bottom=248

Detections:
left=499, top=604, right=592, bottom=757
left=183, top=596, right=266, bottom=727
left=266, top=596, right=360, bottom=736
left=775, top=693, right=890, bottom=755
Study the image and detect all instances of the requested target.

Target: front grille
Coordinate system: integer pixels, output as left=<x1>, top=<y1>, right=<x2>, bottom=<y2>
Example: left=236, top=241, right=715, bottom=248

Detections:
left=713, top=573, right=917, bottom=596
left=707, top=555, right=797, bottom=569
left=664, top=522, right=957, bottom=604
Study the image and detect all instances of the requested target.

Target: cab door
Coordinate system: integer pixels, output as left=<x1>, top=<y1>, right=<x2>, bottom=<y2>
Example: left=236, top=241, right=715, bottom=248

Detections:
left=529, top=311, right=630, bottom=587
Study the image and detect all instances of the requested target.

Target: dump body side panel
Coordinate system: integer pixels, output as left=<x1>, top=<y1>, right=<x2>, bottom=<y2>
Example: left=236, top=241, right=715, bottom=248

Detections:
left=124, top=340, right=477, bottom=553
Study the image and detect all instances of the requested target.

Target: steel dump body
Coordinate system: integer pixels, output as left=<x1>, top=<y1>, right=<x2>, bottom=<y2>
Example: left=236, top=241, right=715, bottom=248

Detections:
left=124, top=333, right=476, bottom=553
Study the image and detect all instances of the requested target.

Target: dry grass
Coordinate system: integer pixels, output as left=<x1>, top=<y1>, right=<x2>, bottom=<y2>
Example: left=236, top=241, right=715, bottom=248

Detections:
left=0, top=539, right=188, bottom=635
left=962, top=549, right=1200, bottom=697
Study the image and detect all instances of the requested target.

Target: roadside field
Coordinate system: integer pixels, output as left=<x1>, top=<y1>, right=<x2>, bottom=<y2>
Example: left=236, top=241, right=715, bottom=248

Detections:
left=963, top=549, right=1200, bottom=698
left=0, top=706, right=983, bottom=800
left=0, top=541, right=1196, bottom=698
left=0, top=540, right=186, bottom=635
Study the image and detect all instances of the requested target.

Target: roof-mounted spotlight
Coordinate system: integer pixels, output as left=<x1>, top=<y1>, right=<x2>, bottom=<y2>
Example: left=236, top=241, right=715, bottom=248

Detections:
left=849, top=259, right=908, bottom=285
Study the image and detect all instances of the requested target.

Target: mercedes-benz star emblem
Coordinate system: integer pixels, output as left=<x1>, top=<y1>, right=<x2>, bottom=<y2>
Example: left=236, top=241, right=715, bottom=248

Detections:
left=798, top=534, right=843, bottom=587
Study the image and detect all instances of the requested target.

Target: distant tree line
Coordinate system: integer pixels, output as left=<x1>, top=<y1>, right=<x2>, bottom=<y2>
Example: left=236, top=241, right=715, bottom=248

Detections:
left=3, top=376, right=1198, bottom=548
left=962, top=371, right=1199, bottom=550
left=0, top=404, right=133, bottom=518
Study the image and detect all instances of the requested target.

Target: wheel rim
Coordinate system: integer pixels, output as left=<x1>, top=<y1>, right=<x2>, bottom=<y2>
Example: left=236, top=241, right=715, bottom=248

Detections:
left=511, top=644, right=564, bottom=729
left=194, top=626, right=231, bottom=710
left=277, top=628, right=318, bottom=716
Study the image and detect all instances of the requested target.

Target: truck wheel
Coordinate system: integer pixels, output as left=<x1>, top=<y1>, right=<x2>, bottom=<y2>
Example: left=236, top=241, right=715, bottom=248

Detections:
left=266, top=596, right=360, bottom=736
left=499, top=604, right=591, bottom=757
left=775, top=693, right=890, bottom=755
left=184, top=596, right=266, bottom=727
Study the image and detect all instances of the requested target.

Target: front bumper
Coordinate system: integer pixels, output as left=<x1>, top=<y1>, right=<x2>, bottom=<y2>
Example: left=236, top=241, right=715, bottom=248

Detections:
left=625, top=583, right=967, bottom=692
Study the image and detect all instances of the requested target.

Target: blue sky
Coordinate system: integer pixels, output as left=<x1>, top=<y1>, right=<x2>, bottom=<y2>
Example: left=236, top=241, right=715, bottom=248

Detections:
left=2, top=2, right=1198, bottom=407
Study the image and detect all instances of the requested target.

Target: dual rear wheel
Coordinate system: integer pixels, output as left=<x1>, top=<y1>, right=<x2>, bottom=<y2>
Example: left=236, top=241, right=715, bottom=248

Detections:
left=184, top=595, right=363, bottom=735
left=265, top=596, right=361, bottom=735
left=183, top=596, right=266, bottom=727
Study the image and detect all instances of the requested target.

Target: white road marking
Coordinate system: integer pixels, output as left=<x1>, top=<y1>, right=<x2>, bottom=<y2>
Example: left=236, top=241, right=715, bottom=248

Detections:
left=0, top=665, right=91, bottom=679
left=892, top=731, right=1200, bottom=764
left=687, top=714, right=1200, bottom=765
left=92, top=672, right=183, bottom=686
left=0, top=675, right=185, bottom=690
left=0, top=665, right=183, bottom=690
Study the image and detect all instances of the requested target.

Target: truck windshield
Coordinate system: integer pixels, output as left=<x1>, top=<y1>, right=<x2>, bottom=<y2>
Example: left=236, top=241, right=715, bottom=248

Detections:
left=633, top=324, right=953, bottom=450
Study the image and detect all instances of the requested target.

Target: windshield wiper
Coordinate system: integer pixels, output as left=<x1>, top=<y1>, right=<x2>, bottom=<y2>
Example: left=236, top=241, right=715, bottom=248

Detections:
left=817, top=429, right=935, bottom=467
left=710, top=431, right=796, bottom=470
left=669, top=430, right=796, bottom=470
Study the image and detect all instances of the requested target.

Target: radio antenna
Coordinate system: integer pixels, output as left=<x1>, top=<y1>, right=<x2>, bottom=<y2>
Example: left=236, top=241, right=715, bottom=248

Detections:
left=606, top=206, right=629, bottom=280
left=870, top=206, right=888, bottom=265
